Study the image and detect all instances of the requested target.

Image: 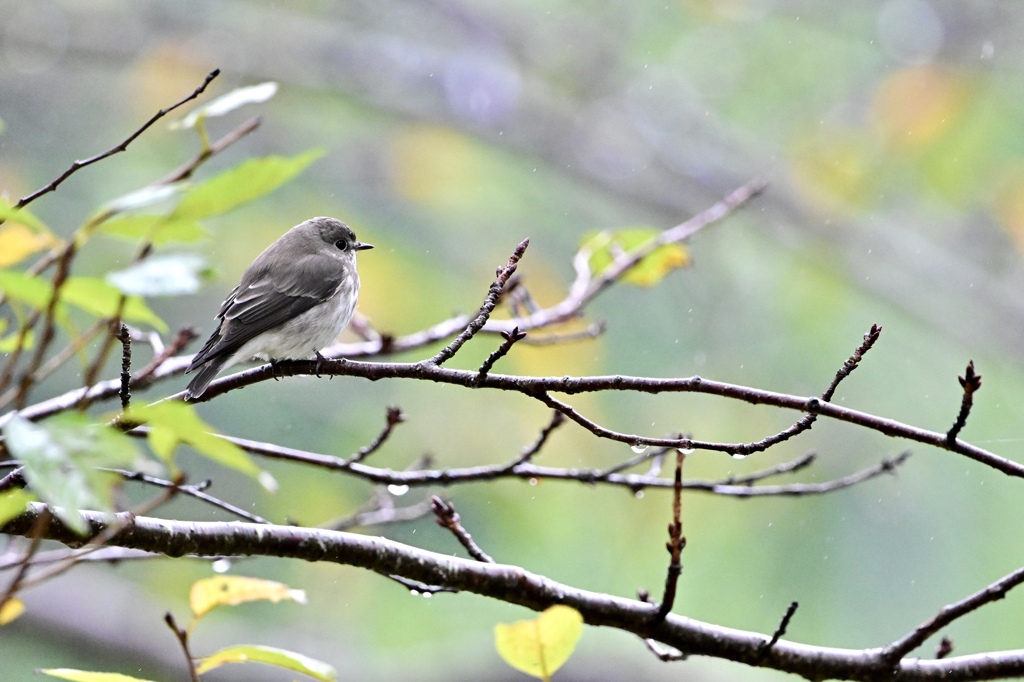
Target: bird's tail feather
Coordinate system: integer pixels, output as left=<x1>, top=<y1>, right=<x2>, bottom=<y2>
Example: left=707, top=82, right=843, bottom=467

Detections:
left=185, top=358, right=227, bottom=400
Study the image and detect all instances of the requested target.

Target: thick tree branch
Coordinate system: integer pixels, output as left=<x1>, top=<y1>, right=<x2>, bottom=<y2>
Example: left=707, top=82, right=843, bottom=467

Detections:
left=5, top=504, right=1024, bottom=682
left=173, top=359, right=1019, bottom=478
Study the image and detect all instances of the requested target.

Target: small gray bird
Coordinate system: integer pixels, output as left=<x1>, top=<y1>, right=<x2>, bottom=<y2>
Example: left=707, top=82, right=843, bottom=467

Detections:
left=185, top=217, right=372, bottom=399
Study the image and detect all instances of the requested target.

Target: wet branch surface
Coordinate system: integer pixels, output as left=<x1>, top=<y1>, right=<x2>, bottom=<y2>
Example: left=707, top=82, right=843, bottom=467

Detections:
left=5, top=503, right=1024, bottom=682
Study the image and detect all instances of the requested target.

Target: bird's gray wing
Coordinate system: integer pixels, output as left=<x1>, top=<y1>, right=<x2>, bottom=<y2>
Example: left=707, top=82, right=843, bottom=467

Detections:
left=187, top=253, right=343, bottom=370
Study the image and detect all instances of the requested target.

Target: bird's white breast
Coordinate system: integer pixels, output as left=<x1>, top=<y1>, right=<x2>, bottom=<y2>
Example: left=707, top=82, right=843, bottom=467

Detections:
left=226, top=273, right=359, bottom=366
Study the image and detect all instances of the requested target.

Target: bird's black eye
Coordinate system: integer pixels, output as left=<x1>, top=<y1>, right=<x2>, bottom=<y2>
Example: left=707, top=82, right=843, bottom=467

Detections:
left=335, top=240, right=349, bottom=251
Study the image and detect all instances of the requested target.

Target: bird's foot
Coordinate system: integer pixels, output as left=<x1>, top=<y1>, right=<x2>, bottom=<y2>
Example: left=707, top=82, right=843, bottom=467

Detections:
left=269, top=358, right=283, bottom=381
left=313, top=350, right=327, bottom=378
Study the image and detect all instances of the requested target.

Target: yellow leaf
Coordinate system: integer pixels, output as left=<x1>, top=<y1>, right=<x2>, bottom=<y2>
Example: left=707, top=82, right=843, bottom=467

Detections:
left=0, top=223, right=58, bottom=266
left=581, top=228, right=690, bottom=287
left=0, top=597, right=25, bottom=625
left=495, top=605, right=584, bottom=681
left=190, top=575, right=307, bottom=619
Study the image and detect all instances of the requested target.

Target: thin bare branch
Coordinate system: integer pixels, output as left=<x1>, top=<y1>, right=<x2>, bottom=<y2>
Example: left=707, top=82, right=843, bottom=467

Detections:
left=10, top=245, right=77, bottom=409
left=328, top=496, right=433, bottom=532
left=103, top=468, right=269, bottom=524
left=12, top=69, right=220, bottom=212
left=652, top=450, right=686, bottom=623
left=0, top=507, right=50, bottom=615
left=131, top=429, right=908, bottom=498
left=474, top=326, right=527, bottom=384
left=758, top=601, right=799, bottom=659
left=720, top=323, right=883, bottom=457
left=506, top=410, right=566, bottom=468
left=164, top=612, right=201, bottom=682
left=881, top=565, right=1024, bottom=664
left=158, top=115, right=261, bottom=185
left=135, top=327, right=199, bottom=383
left=430, top=238, right=530, bottom=366
left=947, top=360, right=981, bottom=443
left=719, top=452, right=817, bottom=486
left=342, top=406, right=405, bottom=465
left=431, top=496, right=495, bottom=563
left=118, top=323, right=132, bottom=410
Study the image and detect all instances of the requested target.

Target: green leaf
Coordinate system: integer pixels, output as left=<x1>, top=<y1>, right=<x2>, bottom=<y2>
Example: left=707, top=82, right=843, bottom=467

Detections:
left=3, top=414, right=141, bottom=535
left=0, top=271, right=165, bottom=330
left=196, top=644, right=336, bottom=681
left=126, top=402, right=273, bottom=488
left=0, top=271, right=72, bottom=341
left=145, top=424, right=177, bottom=461
left=0, top=268, right=63, bottom=310
left=0, top=327, right=33, bottom=353
left=173, top=150, right=323, bottom=220
left=175, top=82, right=279, bottom=129
left=107, top=254, right=209, bottom=297
left=60, top=277, right=167, bottom=331
left=98, top=214, right=207, bottom=244
left=0, top=489, right=35, bottom=527
left=495, top=605, right=584, bottom=681
left=581, top=228, right=691, bottom=287
left=39, top=670, right=157, bottom=682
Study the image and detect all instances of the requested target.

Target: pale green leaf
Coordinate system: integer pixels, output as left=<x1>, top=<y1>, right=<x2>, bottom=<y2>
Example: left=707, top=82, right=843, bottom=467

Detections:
left=175, top=82, right=278, bottom=129
left=173, top=150, right=323, bottom=220
left=39, top=670, right=157, bottom=682
left=495, top=605, right=584, bottom=681
left=60, top=277, right=167, bottom=331
left=127, top=402, right=268, bottom=485
left=0, top=270, right=73, bottom=337
left=3, top=414, right=141, bottom=535
left=98, top=214, right=207, bottom=244
left=196, top=644, right=336, bottom=681
left=0, top=268, right=60, bottom=309
left=107, top=254, right=209, bottom=297
left=145, top=424, right=177, bottom=462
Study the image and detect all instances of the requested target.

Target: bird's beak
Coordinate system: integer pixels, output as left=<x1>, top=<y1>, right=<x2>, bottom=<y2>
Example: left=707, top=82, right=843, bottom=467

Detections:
left=355, top=242, right=374, bottom=251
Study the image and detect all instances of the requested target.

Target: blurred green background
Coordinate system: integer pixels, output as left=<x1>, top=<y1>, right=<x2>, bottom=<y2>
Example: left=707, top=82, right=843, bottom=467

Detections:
left=3, top=1, right=1024, bottom=680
